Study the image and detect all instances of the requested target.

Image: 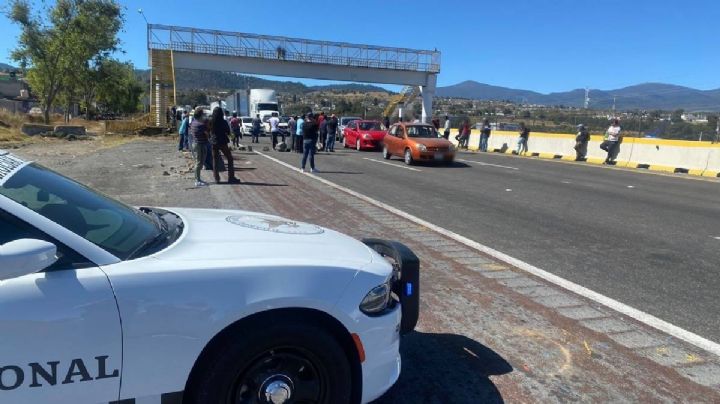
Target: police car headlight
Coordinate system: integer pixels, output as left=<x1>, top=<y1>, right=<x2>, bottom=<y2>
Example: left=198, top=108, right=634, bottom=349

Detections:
left=417, top=144, right=427, bottom=152
left=359, top=282, right=391, bottom=314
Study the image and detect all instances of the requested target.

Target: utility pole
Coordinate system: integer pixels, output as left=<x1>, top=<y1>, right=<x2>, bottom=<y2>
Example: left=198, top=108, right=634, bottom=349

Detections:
left=584, top=88, right=590, bottom=109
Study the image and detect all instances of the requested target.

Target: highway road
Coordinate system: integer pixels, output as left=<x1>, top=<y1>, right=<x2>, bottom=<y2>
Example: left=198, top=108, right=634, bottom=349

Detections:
left=267, top=142, right=720, bottom=342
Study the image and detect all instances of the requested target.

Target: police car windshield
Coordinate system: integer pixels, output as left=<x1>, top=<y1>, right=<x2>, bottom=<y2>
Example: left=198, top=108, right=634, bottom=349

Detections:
left=0, top=163, right=162, bottom=260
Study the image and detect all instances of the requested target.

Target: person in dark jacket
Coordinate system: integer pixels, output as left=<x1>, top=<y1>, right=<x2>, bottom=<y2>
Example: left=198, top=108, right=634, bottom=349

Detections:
left=251, top=114, right=262, bottom=143
left=209, top=107, right=240, bottom=184
left=318, top=118, right=328, bottom=151
left=516, top=122, right=530, bottom=155
left=325, top=114, right=338, bottom=152
left=575, top=124, right=590, bottom=161
left=301, top=112, right=319, bottom=173
left=189, top=108, right=210, bottom=187
left=480, top=119, right=491, bottom=152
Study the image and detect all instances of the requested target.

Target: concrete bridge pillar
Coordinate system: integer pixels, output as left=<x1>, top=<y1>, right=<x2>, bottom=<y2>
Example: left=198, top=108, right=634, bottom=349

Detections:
left=420, top=74, right=437, bottom=124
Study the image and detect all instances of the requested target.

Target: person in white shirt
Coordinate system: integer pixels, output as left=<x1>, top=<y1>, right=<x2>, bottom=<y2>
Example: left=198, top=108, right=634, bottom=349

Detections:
left=443, top=115, right=451, bottom=139
left=269, top=114, right=282, bottom=149
left=603, top=119, right=622, bottom=164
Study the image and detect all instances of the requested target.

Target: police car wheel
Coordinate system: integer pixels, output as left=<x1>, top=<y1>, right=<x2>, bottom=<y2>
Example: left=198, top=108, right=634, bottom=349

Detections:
left=187, top=319, right=352, bottom=404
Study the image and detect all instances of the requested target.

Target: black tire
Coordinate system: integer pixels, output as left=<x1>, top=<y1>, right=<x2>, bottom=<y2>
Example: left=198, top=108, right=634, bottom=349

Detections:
left=186, top=317, right=352, bottom=404
left=382, top=145, right=391, bottom=160
left=404, top=148, right=414, bottom=165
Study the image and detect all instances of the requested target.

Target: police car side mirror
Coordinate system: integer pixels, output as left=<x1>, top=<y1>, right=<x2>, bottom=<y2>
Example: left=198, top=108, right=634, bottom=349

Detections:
left=0, top=239, right=58, bottom=280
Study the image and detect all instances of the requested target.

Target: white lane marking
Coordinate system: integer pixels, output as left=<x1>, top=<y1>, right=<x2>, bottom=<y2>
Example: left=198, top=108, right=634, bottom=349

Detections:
left=627, top=185, right=635, bottom=188
left=362, top=157, right=422, bottom=172
left=561, top=180, right=572, bottom=184
left=505, top=189, right=512, bottom=192
left=457, top=158, right=519, bottom=170
left=713, top=236, right=720, bottom=240
left=257, top=150, right=720, bottom=358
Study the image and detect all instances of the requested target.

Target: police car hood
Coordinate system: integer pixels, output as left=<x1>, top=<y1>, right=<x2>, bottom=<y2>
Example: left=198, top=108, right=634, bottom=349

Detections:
left=155, top=207, right=382, bottom=271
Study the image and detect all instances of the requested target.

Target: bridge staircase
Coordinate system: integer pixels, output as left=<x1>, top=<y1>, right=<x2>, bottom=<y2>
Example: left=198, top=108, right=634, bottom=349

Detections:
left=150, top=49, right=176, bottom=127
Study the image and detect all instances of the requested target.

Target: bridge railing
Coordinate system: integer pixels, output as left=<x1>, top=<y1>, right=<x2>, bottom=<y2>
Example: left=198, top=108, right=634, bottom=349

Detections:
left=148, top=24, right=441, bottom=73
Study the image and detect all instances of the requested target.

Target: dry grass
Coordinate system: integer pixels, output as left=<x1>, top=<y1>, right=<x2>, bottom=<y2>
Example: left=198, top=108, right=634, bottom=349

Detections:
left=0, top=110, right=28, bottom=142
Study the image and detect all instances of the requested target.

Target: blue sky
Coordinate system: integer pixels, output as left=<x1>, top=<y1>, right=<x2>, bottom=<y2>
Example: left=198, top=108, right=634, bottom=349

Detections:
left=1, top=0, right=719, bottom=93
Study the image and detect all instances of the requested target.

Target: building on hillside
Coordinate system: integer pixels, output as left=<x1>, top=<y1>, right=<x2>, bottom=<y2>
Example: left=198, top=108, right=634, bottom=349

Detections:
left=681, top=113, right=708, bottom=124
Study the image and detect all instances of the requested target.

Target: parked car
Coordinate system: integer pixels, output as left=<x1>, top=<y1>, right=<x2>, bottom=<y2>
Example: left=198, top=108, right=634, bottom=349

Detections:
left=343, top=120, right=388, bottom=151
left=338, top=116, right=362, bottom=141
left=240, top=116, right=264, bottom=136
left=382, top=123, right=455, bottom=165
left=0, top=149, right=420, bottom=404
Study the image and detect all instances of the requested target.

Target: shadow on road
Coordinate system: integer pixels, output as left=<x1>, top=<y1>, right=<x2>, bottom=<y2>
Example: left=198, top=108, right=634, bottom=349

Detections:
left=373, top=331, right=511, bottom=404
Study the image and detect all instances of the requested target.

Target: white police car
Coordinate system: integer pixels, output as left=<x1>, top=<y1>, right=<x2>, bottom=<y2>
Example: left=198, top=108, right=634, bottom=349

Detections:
left=0, top=150, right=419, bottom=404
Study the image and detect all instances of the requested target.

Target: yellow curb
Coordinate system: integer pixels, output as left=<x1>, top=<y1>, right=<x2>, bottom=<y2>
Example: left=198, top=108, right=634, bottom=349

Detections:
left=536, top=152, right=556, bottom=159
left=585, top=157, right=605, bottom=164
left=701, top=170, right=719, bottom=178
left=648, top=165, right=677, bottom=173
left=688, top=169, right=704, bottom=176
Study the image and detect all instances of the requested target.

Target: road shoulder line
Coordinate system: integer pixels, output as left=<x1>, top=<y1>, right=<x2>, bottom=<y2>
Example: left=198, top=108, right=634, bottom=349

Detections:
left=257, top=150, right=720, bottom=358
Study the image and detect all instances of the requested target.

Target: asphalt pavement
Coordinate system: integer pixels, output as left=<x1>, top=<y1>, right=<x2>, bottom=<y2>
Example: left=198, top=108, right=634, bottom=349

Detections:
left=268, top=140, right=720, bottom=343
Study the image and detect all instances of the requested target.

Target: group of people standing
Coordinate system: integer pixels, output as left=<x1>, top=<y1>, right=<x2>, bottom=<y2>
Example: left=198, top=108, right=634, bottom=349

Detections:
left=179, top=106, right=240, bottom=187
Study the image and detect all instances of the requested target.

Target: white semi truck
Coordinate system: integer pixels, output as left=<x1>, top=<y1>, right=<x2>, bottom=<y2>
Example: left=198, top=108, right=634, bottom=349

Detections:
left=226, top=89, right=280, bottom=133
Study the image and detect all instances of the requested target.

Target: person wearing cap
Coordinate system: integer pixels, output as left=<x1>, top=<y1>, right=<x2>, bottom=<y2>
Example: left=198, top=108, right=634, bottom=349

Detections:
left=301, top=112, right=319, bottom=173
left=575, top=123, right=590, bottom=161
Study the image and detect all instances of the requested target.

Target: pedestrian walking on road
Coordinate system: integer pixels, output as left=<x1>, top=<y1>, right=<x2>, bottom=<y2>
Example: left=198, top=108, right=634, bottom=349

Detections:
left=602, top=119, right=622, bottom=164
left=516, top=123, right=530, bottom=155
left=443, top=115, right=451, bottom=139
left=457, top=120, right=470, bottom=149
left=326, top=114, right=338, bottom=152
left=480, top=119, right=491, bottom=152
left=319, top=118, right=328, bottom=151
left=209, top=107, right=240, bottom=184
left=251, top=114, right=262, bottom=143
left=295, top=115, right=304, bottom=153
left=269, top=113, right=281, bottom=149
left=229, top=112, right=241, bottom=148
left=301, top=112, right=319, bottom=173
left=178, top=110, right=189, bottom=151
left=288, top=116, right=297, bottom=152
left=574, top=124, right=590, bottom=161
left=189, top=108, right=210, bottom=187
left=432, top=116, right=440, bottom=131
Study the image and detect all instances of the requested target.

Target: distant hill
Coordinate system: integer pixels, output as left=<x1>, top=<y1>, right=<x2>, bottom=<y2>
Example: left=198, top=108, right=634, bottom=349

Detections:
left=437, top=80, right=720, bottom=111
left=0, top=63, right=17, bottom=71
left=135, top=69, right=389, bottom=94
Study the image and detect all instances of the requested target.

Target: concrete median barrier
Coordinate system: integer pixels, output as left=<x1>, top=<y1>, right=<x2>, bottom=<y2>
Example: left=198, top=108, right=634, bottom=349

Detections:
left=449, top=128, right=720, bottom=177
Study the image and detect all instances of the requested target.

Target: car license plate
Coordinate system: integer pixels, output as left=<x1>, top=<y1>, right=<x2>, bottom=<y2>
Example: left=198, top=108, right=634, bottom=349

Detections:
left=434, top=152, right=444, bottom=160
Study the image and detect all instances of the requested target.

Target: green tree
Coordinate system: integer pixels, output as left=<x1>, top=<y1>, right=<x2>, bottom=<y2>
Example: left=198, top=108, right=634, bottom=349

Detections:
left=671, top=109, right=684, bottom=124
left=94, top=60, right=143, bottom=114
left=8, top=0, right=123, bottom=123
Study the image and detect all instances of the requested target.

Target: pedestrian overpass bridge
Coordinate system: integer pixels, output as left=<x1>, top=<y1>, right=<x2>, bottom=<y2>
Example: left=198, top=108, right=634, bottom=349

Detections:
left=147, top=24, right=440, bottom=126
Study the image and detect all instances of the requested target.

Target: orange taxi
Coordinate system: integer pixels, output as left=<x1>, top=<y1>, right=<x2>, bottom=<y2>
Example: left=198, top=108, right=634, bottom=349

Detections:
left=381, top=123, right=455, bottom=165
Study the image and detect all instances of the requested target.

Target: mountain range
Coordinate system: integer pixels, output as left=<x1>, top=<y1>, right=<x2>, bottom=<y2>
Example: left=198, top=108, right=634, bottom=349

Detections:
left=135, top=69, right=391, bottom=94
left=436, top=81, right=720, bottom=112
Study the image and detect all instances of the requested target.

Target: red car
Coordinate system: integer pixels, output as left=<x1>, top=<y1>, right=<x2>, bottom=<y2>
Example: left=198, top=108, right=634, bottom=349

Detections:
left=343, top=120, right=387, bottom=151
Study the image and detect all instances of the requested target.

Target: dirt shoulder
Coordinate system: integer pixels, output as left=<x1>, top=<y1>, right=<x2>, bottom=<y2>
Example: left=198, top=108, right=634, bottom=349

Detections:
left=9, top=137, right=720, bottom=402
